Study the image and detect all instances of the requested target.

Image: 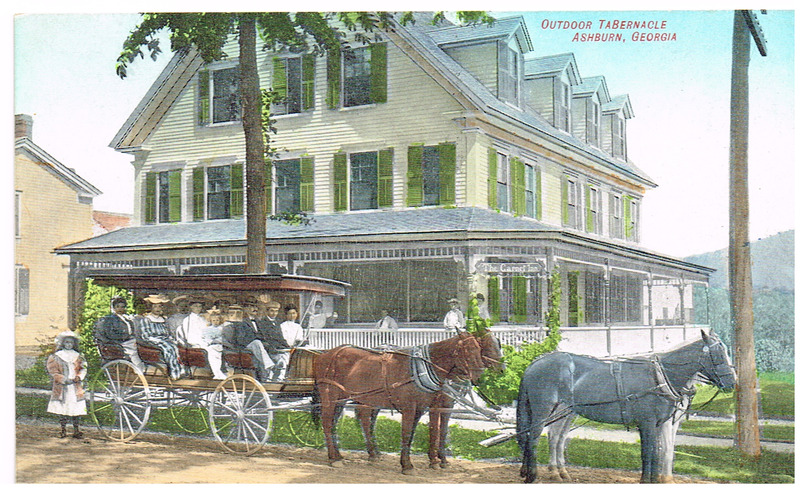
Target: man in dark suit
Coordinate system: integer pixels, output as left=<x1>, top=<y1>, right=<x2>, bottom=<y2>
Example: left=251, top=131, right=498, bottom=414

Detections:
left=226, top=303, right=275, bottom=382
left=94, top=296, right=145, bottom=372
left=255, top=300, right=292, bottom=380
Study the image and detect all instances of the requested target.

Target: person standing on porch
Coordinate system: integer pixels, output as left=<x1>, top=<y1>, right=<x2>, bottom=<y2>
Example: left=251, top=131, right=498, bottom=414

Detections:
left=375, top=309, right=399, bottom=332
left=443, top=298, right=466, bottom=333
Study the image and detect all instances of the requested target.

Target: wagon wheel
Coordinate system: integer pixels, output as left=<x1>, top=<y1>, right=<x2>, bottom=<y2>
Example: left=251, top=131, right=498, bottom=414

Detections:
left=209, top=374, right=273, bottom=455
left=286, top=410, right=324, bottom=448
left=168, top=388, right=211, bottom=434
left=88, top=359, right=152, bottom=442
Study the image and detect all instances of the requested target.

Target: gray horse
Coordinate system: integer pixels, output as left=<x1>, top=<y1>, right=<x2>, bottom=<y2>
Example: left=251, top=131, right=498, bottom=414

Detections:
left=516, top=330, right=736, bottom=483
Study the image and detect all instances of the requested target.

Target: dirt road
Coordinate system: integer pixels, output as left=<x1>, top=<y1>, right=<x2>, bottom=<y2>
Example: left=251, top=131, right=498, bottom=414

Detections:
left=16, top=423, right=716, bottom=484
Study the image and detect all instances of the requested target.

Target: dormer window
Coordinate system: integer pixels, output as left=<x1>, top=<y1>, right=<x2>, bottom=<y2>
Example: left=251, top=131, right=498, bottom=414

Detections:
left=498, top=42, right=520, bottom=106
left=555, top=81, right=570, bottom=132
left=612, top=114, right=626, bottom=159
left=588, top=102, right=600, bottom=146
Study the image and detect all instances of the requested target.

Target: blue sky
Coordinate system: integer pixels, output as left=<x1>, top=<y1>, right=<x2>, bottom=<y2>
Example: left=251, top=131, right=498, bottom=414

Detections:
left=11, top=8, right=796, bottom=257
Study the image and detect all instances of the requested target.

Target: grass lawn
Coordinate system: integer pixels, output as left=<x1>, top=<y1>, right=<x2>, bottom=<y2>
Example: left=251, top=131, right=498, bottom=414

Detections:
left=692, top=372, right=794, bottom=417
left=15, top=393, right=793, bottom=483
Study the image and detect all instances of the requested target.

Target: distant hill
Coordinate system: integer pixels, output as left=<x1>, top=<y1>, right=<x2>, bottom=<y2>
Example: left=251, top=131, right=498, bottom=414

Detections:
left=684, top=230, right=794, bottom=291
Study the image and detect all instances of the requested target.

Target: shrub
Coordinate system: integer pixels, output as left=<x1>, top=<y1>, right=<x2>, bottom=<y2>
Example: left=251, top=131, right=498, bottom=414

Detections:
left=477, top=268, right=562, bottom=405
left=77, top=279, right=134, bottom=376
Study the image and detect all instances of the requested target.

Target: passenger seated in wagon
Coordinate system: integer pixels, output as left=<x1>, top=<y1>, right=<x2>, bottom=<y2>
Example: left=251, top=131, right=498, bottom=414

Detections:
left=223, top=303, right=275, bottom=383
left=176, top=298, right=227, bottom=380
left=135, top=294, right=188, bottom=379
left=94, top=296, right=146, bottom=372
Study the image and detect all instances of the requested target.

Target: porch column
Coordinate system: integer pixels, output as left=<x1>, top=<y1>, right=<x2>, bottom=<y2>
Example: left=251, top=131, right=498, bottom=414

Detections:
left=646, top=272, right=654, bottom=351
left=679, top=277, right=686, bottom=339
left=67, top=260, right=83, bottom=332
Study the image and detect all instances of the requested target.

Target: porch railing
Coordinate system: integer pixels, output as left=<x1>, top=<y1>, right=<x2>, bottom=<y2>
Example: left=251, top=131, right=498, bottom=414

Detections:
left=306, top=323, right=711, bottom=356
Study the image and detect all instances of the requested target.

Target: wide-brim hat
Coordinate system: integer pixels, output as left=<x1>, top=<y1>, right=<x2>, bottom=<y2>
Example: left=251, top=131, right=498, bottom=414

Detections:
left=265, top=300, right=281, bottom=309
left=206, top=307, right=223, bottom=315
left=143, top=294, right=171, bottom=304
left=55, top=330, right=80, bottom=348
left=448, top=298, right=460, bottom=304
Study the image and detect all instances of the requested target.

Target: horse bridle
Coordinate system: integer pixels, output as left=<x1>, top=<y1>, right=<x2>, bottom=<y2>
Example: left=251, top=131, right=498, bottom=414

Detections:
left=447, top=335, right=484, bottom=382
left=698, top=337, right=735, bottom=387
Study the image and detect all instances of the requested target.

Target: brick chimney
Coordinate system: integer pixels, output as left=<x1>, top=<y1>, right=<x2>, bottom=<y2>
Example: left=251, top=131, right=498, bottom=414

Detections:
left=15, top=114, right=33, bottom=140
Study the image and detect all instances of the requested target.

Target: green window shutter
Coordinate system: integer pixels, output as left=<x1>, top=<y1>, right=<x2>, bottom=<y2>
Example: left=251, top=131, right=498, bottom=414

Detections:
left=272, top=57, right=287, bottom=102
left=406, top=144, right=423, bottom=207
left=512, top=275, right=527, bottom=323
left=264, top=159, right=273, bottom=215
left=333, top=152, right=348, bottom=211
left=488, top=275, right=500, bottom=322
left=487, top=148, right=497, bottom=209
left=198, top=70, right=210, bottom=126
left=231, top=163, right=244, bottom=218
left=438, top=142, right=456, bottom=206
left=301, top=54, right=315, bottom=111
left=326, top=45, right=341, bottom=109
left=300, top=156, right=315, bottom=212
left=168, top=169, right=182, bottom=223
left=369, top=43, right=388, bottom=104
left=377, top=148, right=394, bottom=208
left=192, top=167, right=205, bottom=221
left=535, top=167, right=542, bottom=220
left=144, top=172, right=156, bottom=224
left=510, top=157, right=525, bottom=215
left=623, top=195, right=632, bottom=239
left=585, top=186, right=594, bottom=233
left=561, top=175, right=569, bottom=226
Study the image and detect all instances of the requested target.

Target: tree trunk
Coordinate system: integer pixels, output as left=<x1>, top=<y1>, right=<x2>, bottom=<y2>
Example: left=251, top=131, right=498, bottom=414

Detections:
left=729, top=9, right=761, bottom=458
left=239, top=14, right=267, bottom=273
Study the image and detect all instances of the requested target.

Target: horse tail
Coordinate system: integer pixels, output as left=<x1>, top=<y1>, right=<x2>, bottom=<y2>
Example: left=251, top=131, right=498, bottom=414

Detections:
left=515, top=381, right=531, bottom=446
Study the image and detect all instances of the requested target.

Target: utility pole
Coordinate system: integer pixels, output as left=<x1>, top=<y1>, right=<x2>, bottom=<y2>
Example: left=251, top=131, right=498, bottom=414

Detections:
left=729, top=9, right=766, bottom=458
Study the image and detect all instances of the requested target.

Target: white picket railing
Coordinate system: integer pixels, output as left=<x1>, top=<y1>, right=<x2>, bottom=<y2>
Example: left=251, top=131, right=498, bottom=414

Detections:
left=306, top=326, right=546, bottom=350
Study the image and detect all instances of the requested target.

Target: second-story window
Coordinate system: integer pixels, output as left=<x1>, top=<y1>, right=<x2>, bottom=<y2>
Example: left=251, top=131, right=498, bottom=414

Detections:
left=14, top=191, right=21, bottom=238
left=524, top=162, right=538, bottom=219
left=350, top=152, right=378, bottom=211
left=327, top=43, right=388, bottom=109
left=562, top=175, right=582, bottom=229
left=274, top=159, right=301, bottom=214
left=611, top=193, right=623, bottom=239
left=496, top=153, right=509, bottom=212
left=198, top=65, right=240, bottom=125
left=272, top=55, right=315, bottom=115
left=144, top=169, right=181, bottom=224
left=406, top=143, right=456, bottom=207
left=586, top=185, right=601, bottom=234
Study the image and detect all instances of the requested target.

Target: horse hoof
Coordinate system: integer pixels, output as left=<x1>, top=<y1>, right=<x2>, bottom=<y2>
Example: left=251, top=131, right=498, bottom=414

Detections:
left=368, top=454, right=382, bottom=462
left=401, top=468, right=415, bottom=476
left=439, top=461, right=449, bottom=469
left=559, top=470, right=572, bottom=482
left=329, top=460, right=344, bottom=468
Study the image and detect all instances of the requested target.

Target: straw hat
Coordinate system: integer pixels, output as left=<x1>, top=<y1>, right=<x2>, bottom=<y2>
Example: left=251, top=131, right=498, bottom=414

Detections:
left=143, top=294, right=171, bottom=304
left=448, top=298, right=460, bottom=304
left=54, top=330, right=80, bottom=350
left=265, top=300, right=281, bottom=310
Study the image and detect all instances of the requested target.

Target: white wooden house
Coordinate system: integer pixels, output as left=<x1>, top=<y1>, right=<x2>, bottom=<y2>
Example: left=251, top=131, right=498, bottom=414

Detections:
left=57, top=14, right=712, bottom=356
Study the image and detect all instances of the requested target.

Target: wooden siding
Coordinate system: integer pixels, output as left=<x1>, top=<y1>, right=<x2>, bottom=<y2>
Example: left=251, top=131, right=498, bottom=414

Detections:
left=442, top=42, right=498, bottom=96
left=14, top=152, right=95, bottom=352
left=523, top=77, right=555, bottom=125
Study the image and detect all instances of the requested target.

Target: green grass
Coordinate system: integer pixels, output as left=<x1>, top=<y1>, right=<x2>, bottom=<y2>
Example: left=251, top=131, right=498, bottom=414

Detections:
left=574, top=418, right=794, bottom=443
left=16, top=393, right=793, bottom=483
left=692, top=377, right=795, bottom=418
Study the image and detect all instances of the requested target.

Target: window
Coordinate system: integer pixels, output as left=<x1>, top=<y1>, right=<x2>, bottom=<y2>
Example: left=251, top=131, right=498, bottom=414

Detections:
left=327, top=44, right=387, bottom=109
left=585, top=271, right=604, bottom=324
left=198, top=66, right=240, bottom=125
left=611, top=193, right=623, bottom=238
left=15, top=265, right=29, bottom=316
left=350, top=152, right=378, bottom=210
left=586, top=185, right=600, bottom=234
left=406, top=143, right=456, bottom=207
left=612, top=114, right=626, bottom=159
left=555, top=81, right=570, bottom=131
left=14, top=191, right=21, bottom=238
left=496, top=153, right=509, bottom=212
left=625, top=197, right=639, bottom=241
left=562, top=176, right=580, bottom=229
left=588, top=101, right=599, bottom=146
left=274, top=159, right=301, bottom=213
left=272, top=55, right=314, bottom=115
left=144, top=169, right=181, bottom=224
left=524, top=163, right=539, bottom=219
left=609, top=273, right=643, bottom=324
left=191, top=164, right=243, bottom=221
left=497, top=42, right=520, bottom=106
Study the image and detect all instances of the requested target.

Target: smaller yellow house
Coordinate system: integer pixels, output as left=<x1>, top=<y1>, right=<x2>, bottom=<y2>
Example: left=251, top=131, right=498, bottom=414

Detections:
left=14, top=114, right=101, bottom=354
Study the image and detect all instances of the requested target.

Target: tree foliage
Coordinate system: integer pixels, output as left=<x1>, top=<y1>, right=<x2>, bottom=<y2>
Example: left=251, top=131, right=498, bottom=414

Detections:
left=77, top=279, right=134, bottom=375
left=477, top=269, right=563, bottom=404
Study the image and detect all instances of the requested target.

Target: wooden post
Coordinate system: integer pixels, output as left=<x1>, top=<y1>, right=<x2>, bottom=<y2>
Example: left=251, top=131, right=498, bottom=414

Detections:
left=729, top=9, right=761, bottom=458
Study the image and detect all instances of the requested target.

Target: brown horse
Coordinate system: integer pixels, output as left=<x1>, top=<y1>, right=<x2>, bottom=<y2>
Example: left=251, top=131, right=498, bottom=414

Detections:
left=426, top=332, right=504, bottom=468
left=313, top=332, right=486, bottom=474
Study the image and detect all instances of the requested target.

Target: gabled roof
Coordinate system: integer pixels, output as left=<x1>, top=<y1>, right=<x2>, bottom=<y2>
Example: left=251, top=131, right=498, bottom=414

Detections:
left=427, top=15, right=533, bottom=53
left=603, top=95, right=634, bottom=119
left=111, top=15, right=654, bottom=188
left=573, top=75, right=611, bottom=103
left=15, top=137, right=101, bottom=198
left=524, top=53, right=581, bottom=86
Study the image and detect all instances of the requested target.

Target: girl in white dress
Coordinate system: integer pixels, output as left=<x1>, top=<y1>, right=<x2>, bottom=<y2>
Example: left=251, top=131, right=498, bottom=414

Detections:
left=46, top=331, right=88, bottom=438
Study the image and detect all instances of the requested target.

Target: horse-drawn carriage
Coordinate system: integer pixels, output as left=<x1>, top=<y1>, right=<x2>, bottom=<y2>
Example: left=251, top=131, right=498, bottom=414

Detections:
left=87, top=273, right=348, bottom=455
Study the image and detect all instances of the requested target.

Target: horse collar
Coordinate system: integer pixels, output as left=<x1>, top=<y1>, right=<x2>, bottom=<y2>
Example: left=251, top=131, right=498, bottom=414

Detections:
left=650, top=355, right=684, bottom=402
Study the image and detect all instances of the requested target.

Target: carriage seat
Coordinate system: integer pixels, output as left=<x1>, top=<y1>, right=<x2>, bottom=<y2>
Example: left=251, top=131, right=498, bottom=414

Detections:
left=95, top=339, right=127, bottom=362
